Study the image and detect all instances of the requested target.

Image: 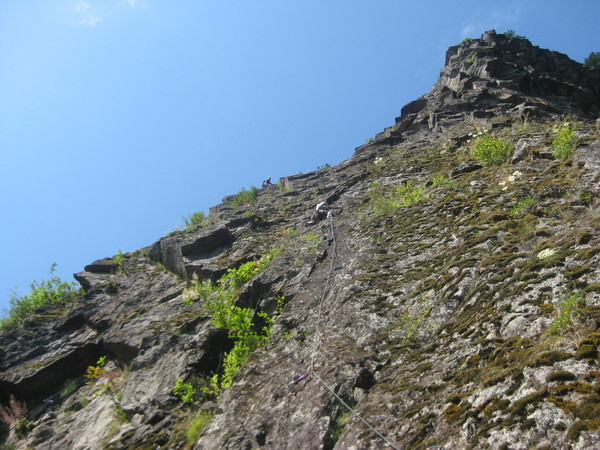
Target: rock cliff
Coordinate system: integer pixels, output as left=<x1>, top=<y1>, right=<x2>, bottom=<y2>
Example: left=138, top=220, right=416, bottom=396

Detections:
left=2, top=31, right=600, bottom=450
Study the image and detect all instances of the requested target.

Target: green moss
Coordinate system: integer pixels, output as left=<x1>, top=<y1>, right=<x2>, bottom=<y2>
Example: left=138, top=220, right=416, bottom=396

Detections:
left=551, top=382, right=593, bottom=396
left=443, top=403, right=470, bottom=423
left=510, top=389, right=546, bottom=416
left=547, top=371, right=577, bottom=383
left=574, top=395, right=600, bottom=420
left=565, top=265, right=591, bottom=280
left=567, top=417, right=600, bottom=440
left=532, top=351, right=572, bottom=367
left=584, top=283, right=600, bottom=294
left=548, top=395, right=577, bottom=413
left=576, top=343, right=598, bottom=359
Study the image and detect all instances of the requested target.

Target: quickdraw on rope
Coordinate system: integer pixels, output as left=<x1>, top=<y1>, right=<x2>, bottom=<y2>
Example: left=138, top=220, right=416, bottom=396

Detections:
left=292, top=213, right=400, bottom=450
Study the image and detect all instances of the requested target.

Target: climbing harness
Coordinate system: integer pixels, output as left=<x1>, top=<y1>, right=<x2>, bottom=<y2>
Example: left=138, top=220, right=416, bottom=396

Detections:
left=292, top=213, right=400, bottom=450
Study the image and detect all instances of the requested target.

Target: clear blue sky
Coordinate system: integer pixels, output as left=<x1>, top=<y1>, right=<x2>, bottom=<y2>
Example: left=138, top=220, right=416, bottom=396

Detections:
left=1, top=1, right=599, bottom=317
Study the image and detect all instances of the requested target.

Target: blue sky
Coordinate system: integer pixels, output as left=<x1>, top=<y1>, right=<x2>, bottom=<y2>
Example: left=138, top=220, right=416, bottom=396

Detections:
left=1, top=1, right=599, bottom=317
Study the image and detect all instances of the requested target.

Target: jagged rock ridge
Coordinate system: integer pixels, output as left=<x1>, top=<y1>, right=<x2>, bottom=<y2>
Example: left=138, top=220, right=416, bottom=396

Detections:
left=1, top=31, right=600, bottom=449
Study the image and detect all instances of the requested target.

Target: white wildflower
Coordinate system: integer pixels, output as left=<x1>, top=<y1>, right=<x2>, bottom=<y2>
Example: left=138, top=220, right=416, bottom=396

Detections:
left=537, top=248, right=556, bottom=260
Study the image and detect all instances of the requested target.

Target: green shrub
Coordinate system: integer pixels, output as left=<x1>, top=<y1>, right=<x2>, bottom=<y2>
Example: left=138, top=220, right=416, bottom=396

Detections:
left=185, top=411, right=214, bottom=443
left=0, top=264, right=82, bottom=330
left=190, top=250, right=279, bottom=391
left=549, top=292, right=586, bottom=335
left=462, top=37, right=473, bottom=43
left=397, top=181, right=426, bottom=206
left=369, top=181, right=427, bottom=216
left=552, top=122, right=577, bottom=159
left=114, top=250, right=124, bottom=274
left=504, top=29, right=526, bottom=39
left=172, top=378, right=196, bottom=404
left=85, top=356, right=107, bottom=387
left=509, top=196, right=537, bottom=217
left=470, top=133, right=513, bottom=166
left=232, top=186, right=259, bottom=208
left=584, top=51, right=600, bottom=69
left=183, top=211, right=207, bottom=229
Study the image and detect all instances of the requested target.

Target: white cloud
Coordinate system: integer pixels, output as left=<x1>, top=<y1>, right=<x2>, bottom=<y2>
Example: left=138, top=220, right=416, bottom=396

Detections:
left=68, top=1, right=102, bottom=26
left=460, top=23, right=479, bottom=39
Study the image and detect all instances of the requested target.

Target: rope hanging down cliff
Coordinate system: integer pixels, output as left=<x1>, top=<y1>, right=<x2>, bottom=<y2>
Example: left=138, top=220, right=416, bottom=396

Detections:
left=299, top=213, right=400, bottom=450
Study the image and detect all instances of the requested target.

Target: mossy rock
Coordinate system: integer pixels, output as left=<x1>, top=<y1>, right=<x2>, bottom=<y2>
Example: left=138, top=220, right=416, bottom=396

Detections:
left=574, top=395, right=600, bottom=420
left=510, top=389, right=547, bottom=416
left=567, top=417, right=600, bottom=440
left=546, top=370, right=577, bottom=383
left=532, top=351, right=572, bottom=367
left=547, top=395, right=577, bottom=413
left=575, top=343, right=598, bottom=359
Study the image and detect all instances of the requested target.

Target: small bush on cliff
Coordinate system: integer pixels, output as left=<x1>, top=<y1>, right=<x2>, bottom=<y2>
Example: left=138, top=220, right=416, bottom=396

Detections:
left=549, top=292, right=586, bottom=335
left=584, top=51, right=600, bottom=69
left=469, top=132, right=513, bottom=166
left=232, top=186, right=259, bottom=208
left=0, top=264, right=82, bottom=331
left=189, top=250, right=280, bottom=392
left=552, top=122, right=577, bottom=159
left=183, top=211, right=208, bottom=229
left=85, top=356, right=107, bottom=387
left=172, top=378, right=196, bottom=404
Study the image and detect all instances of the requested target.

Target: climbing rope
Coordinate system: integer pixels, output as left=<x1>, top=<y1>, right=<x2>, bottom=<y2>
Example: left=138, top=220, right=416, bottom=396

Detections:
left=309, top=213, right=337, bottom=372
left=302, top=213, right=400, bottom=450
left=312, top=371, right=401, bottom=450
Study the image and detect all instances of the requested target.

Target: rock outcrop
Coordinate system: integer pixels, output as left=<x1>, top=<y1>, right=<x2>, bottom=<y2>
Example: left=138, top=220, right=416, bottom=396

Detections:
left=2, top=31, right=600, bottom=449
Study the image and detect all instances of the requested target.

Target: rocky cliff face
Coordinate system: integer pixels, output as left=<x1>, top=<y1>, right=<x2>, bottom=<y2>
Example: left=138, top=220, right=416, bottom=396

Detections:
left=2, top=31, right=600, bottom=450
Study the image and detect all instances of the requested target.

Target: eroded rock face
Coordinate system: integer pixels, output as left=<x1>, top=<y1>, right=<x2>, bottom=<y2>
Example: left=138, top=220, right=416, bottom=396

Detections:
left=2, top=31, right=600, bottom=449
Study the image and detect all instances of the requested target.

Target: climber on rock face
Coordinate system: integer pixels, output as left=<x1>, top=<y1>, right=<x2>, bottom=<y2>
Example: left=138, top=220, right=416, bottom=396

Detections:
left=262, top=177, right=273, bottom=188
left=307, top=200, right=342, bottom=225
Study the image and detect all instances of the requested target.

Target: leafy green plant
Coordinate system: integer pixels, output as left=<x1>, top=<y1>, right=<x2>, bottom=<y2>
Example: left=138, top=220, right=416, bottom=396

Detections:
left=185, top=411, right=214, bottom=444
left=277, top=182, right=292, bottom=193
left=232, top=186, right=259, bottom=208
left=190, top=250, right=280, bottom=391
left=549, top=292, right=586, bottom=334
left=504, top=29, right=526, bottom=39
left=14, top=417, right=34, bottom=437
left=114, top=250, right=124, bottom=274
left=172, top=378, right=196, bottom=404
left=85, top=356, right=107, bottom=387
left=396, top=181, right=426, bottom=206
left=552, top=122, right=577, bottom=159
left=584, top=51, right=600, bottom=69
left=509, top=196, right=538, bottom=217
left=317, top=163, right=331, bottom=171
left=466, top=56, right=475, bottom=64
left=470, top=132, right=513, bottom=166
left=462, top=37, right=473, bottom=43
left=183, top=211, right=207, bottom=229
left=368, top=181, right=427, bottom=216
left=0, top=264, right=82, bottom=330
left=400, top=302, right=432, bottom=342
left=431, top=174, right=458, bottom=189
